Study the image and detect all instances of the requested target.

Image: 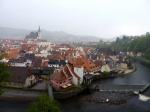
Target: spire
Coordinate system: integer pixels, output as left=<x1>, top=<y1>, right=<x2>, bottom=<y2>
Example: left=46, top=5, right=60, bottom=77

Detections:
left=38, top=26, right=41, bottom=32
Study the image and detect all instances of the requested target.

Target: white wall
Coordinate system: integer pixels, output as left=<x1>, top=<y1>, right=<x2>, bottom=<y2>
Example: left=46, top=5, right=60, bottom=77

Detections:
left=24, top=75, right=36, bottom=87
left=35, top=53, right=48, bottom=57
left=74, top=67, right=84, bottom=84
left=66, top=65, right=79, bottom=85
left=101, top=64, right=110, bottom=72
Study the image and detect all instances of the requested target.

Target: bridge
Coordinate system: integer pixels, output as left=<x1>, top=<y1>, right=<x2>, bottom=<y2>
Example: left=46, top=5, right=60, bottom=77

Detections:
left=90, top=84, right=145, bottom=92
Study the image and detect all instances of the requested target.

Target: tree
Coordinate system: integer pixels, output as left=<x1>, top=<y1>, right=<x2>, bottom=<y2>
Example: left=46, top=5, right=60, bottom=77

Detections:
left=0, top=54, right=12, bottom=95
left=0, top=65, right=12, bottom=95
left=26, top=94, right=62, bottom=112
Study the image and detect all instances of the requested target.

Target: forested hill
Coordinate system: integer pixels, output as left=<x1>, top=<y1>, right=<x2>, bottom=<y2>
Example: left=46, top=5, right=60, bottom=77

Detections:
left=0, top=26, right=102, bottom=43
left=112, top=32, right=150, bottom=53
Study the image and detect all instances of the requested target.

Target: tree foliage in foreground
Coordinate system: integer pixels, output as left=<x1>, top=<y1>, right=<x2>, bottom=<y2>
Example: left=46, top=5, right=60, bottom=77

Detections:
left=26, top=94, right=62, bottom=112
left=0, top=54, right=12, bottom=95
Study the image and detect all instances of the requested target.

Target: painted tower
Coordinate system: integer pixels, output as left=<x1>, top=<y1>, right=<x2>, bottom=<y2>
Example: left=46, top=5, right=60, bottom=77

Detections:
left=73, top=56, right=84, bottom=84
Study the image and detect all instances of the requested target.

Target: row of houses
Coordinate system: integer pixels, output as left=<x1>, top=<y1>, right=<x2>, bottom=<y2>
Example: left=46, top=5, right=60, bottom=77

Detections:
left=0, top=31, right=128, bottom=90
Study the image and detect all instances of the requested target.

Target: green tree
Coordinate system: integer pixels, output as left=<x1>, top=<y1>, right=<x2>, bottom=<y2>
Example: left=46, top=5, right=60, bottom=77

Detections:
left=0, top=54, right=12, bottom=95
left=26, top=94, right=62, bottom=112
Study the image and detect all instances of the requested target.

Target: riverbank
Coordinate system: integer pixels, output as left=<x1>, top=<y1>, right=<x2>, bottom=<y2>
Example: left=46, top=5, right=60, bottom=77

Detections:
left=0, top=88, right=45, bottom=101
left=1, top=62, right=150, bottom=112
left=92, top=63, right=136, bottom=81
left=0, top=63, right=137, bottom=101
left=119, top=63, right=136, bottom=75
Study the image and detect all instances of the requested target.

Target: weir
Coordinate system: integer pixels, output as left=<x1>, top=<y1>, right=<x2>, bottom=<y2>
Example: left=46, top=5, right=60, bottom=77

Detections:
left=90, top=84, right=145, bottom=92
left=139, top=83, right=150, bottom=93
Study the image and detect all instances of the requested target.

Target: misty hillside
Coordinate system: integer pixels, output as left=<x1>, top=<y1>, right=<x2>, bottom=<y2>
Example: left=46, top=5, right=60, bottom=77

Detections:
left=0, top=26, right=104, bottom=43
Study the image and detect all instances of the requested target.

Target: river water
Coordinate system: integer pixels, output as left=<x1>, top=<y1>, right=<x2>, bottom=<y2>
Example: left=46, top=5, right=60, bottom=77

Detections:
left=93, top=61, right=150, bottom=85
left=0, top=62, right=150, bottom=112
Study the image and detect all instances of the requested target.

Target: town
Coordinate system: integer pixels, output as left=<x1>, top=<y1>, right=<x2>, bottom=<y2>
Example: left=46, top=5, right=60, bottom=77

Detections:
left=0, top=27, right=140, bottom=93
left=1, top=0, right=150, bottom=111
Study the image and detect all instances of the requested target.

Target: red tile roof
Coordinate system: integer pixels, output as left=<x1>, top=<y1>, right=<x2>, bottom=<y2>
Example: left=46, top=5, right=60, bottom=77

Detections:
left=67, top=64, right=80, bottom=79
left=50, top=70, right=67, bottom=81
left=47, top=54, right=64, bottom=60
left=5, top=48, right=20, bottom=59
left=73, top=56, right=100, bottom=72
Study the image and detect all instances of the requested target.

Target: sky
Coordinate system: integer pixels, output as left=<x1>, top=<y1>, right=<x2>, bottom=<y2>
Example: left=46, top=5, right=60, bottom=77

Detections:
left=0, top=0, right=150, bottom=38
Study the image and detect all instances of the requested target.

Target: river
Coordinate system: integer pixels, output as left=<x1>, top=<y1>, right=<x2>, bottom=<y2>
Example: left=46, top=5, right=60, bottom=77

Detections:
left=0, top=62, right=150, bottom=112
left=93, top=61, right=150, bottom=85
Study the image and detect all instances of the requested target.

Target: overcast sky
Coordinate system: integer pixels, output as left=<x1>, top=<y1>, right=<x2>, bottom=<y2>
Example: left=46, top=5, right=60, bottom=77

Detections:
left=0, top=0, right=150, bottom=38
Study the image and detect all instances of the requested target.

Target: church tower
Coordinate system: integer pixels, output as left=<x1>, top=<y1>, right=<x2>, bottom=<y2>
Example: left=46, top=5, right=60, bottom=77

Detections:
left=37, top=26, right=41, bottom=39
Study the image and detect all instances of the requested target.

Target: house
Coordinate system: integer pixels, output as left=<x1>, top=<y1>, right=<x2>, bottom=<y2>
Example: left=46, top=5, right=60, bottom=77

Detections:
left=72, top=56, right=100, bottom=74
left=95, top=48, right=116, bottom=56
left=121, top=63, right=128, bottom=69
left=5, top=48, right=20, bottom=59
left=50, top=55, right=102, bottom=89
left=50, top=66, right=72, bottom=89
left=21, top=44, right=39, bottom=54
left=19, top=50, right=26, bottom=57
left=50, top=61, right=85, bottom=89
left=101, top=64, right=111, bottom=73
left=8, top=57, right=31, bottom=67
left=121, top=59, right=132, bottom=69
left=24, top=53, right=35, bottom=61
left=31, top=59, right=43, bottom=68
left=5, top=66, right=36, bottom=88
left=94, top=60, right=104, bottom=68
left=66, top=64, right=80, bottom=85
left=0, top=58, right=9, bottom=63
left=137, top=52, right=143, bottom=57
left=48, top=60, right=67, bottom=68
left=42, top=67, right=55, bottom=79
left=47, top=54, right=64, bottom=60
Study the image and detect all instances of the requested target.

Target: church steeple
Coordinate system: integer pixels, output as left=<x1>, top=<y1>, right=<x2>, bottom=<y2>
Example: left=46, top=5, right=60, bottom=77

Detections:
left=37, top=26, right=41, bottom=39
left=38, top=26, right=41, bottom=32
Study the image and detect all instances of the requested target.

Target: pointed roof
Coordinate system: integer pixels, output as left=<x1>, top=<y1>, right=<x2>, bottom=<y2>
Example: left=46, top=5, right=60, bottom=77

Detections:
left=73, top=56, right=83, bottom=68
left=38, top=26, right=41, bottom=32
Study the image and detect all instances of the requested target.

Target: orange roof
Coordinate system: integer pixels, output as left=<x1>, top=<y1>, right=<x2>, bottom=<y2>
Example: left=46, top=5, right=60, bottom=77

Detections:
left=67, top=64, right=80, bottom=79
left=50, top=65, right=74, bottom=81
left=73, top=57, right=100, bottom=72
left=82, top=59, right=100, bottom=72
left=21, top=44, right=38, bottom=51
left=63, top=66, right=72, bottom=78
left=73, top=56, right=83, bottom=68
left=94, top=60, right=105, bottom=67
left=5, top=48, right=20, bottom=59
left=35, top=56, right=46, bottom=60
left=47, top=54, right=64, bottom=60
left=50, top=70, right=67, bottom=81
left=41, top=61, right=49, bottom=67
